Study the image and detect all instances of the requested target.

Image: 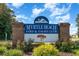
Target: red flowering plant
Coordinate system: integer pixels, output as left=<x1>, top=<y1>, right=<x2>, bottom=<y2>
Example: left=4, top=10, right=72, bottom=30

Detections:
left=37, top=34, right=46, bottom=42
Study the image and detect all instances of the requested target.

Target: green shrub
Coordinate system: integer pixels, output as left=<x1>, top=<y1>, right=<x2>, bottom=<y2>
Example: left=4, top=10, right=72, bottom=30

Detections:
left=32, top=42, right=45, bottom=48
left=23, top=39, right=34, bottom=52
left=73, top=41, right=79, bottom=49
left=16, top=41, right=24, bottom=50
left=0, top=42, right=12, bottom=49
left=56, top=41, right=74, bottom=52
left=32, top=44, right=59, bottom=56
left=5, top=49, right=23, bottom=56
left=55, top=41, right=62, bottom=49
left=0, top=46, right=6, bottom=55
left=0, top=41, right=11, bottom=49
left=5, top=43, right=12, bottom=49
left=0, top=43, right=6, bottom=47
left=16, top=38, right=34, bottom=52
left=33, top=42, right=45, bottom=45
left=73, top=49, right=79, bottom=56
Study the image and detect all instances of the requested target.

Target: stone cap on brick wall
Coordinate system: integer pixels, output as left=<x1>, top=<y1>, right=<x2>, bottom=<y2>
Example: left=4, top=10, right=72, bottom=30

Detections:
left=59, top=23, right=70, bottom=26
left=12, top=22, right=24, bottom=27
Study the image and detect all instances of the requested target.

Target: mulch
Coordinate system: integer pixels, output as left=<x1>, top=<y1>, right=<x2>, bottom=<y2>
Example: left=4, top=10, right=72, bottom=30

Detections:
left=24, top=52, right=74, bottom=56
left=24, top=52, right=32, bottom=56
left=59, top=52, right=74, bottom=56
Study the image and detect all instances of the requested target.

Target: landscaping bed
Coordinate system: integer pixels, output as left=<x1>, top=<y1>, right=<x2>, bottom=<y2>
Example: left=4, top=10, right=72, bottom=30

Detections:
left=23, top=51, right=75, bottom=56
left=59, top=52, right=74, bottom=56
left=0, top=40, right=79, bottom=56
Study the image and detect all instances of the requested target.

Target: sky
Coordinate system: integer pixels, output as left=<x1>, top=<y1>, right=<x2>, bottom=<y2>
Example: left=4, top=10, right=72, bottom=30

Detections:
left=7, top=3, right=79, bottom=35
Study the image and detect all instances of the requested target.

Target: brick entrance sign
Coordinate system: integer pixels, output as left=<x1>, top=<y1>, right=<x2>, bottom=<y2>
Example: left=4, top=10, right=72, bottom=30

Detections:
left=12, top=16, right=70, bottom=47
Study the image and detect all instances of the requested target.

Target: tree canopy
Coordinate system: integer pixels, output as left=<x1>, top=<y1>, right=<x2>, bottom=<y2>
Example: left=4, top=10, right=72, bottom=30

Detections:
left=76, top=14, right=79, bottom=37
left=0, top=3, right=16, bottom=40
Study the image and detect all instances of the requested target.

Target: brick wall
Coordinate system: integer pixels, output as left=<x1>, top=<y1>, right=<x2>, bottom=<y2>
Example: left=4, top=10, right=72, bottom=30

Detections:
left=59, top=23, right=70, bottom=41
left=12, top=22, right=24, bottom=48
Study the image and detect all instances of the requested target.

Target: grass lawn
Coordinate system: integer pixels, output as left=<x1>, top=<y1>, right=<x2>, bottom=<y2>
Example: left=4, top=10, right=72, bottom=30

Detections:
left=0, top=40, right=11, bottom=42
left=0, top=40, right=12, bottom=45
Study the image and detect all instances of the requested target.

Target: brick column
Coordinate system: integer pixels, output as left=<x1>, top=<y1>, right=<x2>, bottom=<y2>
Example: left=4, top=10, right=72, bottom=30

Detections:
left=12, top=22, right=24, bottom=48
left=59, top=23, right=70, bottom=42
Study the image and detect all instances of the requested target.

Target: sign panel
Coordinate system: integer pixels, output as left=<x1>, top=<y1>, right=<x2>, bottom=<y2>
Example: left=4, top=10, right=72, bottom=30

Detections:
left=24, top=16, right=59, bottom=42
left=24, top=34, right=58, bottom=42
left=24, top=24, right=59, bottom=34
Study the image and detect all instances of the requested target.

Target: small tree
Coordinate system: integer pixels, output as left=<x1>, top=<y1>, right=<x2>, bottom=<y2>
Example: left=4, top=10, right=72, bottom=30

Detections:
left=76, top=14, right=79, bottom=37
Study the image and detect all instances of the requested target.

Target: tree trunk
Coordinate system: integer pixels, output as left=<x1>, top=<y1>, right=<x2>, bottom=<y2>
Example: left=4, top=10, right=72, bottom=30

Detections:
left=78, top=28, right=79, bottom=38
left=5, top=32, right=7, bottom=41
